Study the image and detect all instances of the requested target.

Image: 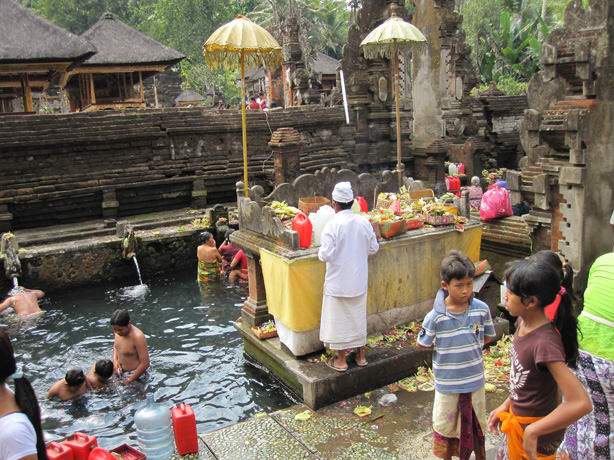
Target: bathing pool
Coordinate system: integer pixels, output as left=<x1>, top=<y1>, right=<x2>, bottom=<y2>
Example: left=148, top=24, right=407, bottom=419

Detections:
left=3, top=268, right=295, bottom=449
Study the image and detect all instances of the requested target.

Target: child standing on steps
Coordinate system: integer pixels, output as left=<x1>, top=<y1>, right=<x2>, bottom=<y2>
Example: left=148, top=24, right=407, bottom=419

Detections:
left=487, top=258, right=592, bottom=460
left=417, top=250, right=496, bottom=460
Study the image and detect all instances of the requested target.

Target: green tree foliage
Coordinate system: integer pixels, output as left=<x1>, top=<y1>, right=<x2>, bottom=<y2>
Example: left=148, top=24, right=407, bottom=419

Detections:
left=18, top=0, right=348, bottom=102
left=20, top=0, right=154, bottom=35
left=306, top=0, right=349, bottom=59
left=460, top=0, right=574, bottom=92
left=249, top=0, right=349, bottom=60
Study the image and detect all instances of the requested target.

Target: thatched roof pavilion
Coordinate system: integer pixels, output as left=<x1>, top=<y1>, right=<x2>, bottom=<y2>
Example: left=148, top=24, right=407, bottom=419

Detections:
left=61, top=12, right=185, bottom=112
left=0, top=0, right=95, bottom=113
left=175, top=87, right=205, bottom=107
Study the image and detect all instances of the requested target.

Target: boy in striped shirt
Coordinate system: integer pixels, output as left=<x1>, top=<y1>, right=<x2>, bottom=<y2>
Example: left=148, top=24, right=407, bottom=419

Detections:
left=417, top=250, right=496, bottom=460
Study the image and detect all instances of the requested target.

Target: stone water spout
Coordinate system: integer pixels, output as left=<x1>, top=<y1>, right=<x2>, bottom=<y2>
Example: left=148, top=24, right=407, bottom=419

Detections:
left=121, top=225, right=137, bottom=260
left=1, top=233, right=22, bottom=281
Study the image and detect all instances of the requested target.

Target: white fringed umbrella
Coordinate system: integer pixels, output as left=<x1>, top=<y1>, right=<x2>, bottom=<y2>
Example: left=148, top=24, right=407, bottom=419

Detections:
left=204, top=15, right=282, bottom=196
left=360, top=13, right=426, bottom=186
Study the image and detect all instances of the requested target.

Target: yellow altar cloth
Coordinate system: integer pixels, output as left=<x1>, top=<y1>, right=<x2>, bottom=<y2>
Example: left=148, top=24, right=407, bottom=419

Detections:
left=260, top=224, right=482, bottom=332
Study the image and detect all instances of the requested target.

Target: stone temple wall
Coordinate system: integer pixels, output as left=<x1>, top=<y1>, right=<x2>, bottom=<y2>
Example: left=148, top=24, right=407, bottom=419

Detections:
left=0, top=106, right=354, bottom=231
left=510, top=0, right=614, bottom=289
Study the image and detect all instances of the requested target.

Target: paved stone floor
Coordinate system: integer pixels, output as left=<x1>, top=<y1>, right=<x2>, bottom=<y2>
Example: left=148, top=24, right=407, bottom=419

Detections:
left=196, top=384, right=509, bottom=460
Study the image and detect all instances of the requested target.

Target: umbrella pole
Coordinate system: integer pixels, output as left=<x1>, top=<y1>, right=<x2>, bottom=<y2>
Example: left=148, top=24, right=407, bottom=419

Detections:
left=394, top=41, right=402, bottom=188
left=241, top=52, right=248, bottom=197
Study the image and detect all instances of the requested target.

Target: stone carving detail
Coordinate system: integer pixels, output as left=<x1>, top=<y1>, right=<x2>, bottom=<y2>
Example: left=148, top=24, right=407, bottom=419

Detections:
left=513, top=0, right=612, bottom=288
left=236, top=167, right=403, bottom=250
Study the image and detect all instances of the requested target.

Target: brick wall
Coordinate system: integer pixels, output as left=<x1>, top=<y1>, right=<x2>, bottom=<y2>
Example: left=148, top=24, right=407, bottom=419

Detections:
left=0, top=106, right=355, bottom=230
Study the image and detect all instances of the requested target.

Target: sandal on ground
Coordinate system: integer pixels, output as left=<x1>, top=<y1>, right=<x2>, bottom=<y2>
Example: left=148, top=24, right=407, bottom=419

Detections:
left=326, top=357, right=348, bottom=372
left=354, top=357, right=368, bottom=367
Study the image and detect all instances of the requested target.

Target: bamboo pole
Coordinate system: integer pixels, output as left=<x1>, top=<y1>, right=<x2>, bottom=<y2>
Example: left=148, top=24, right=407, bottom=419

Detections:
left=393, top=40, right=402, bottom=188
left=139, top=71, right=144, bottom=101
left=22, top=74, right=33, bottom=112
left=241, top=51, right=248, bottom=197
left=89, top=73, right=96, bottom=104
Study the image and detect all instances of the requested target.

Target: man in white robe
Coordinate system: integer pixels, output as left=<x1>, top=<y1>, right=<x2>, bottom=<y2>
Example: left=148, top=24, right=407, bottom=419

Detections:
left=318, top=181, right=379, bottom=371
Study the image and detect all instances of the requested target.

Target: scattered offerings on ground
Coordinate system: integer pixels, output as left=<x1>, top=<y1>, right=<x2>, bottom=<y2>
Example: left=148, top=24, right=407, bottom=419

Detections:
left=394, top=334, right=512, bottom=392
left=366, top=321, right=423, bottom=348
left=397, top=366, right=435, bottom=392
left=483, top=334, right=512, bottom=385
left=294, top=410, right=314, bottom=420
left=353, top=406, right=372, bottom=417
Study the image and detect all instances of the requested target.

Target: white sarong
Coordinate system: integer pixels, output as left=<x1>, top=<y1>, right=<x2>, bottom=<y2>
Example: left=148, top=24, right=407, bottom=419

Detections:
left=319, top=293, right=367, bottom=350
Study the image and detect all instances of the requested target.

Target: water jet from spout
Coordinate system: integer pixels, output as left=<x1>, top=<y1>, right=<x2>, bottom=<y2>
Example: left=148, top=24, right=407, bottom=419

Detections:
left=132, top=256, right=143, bottom=285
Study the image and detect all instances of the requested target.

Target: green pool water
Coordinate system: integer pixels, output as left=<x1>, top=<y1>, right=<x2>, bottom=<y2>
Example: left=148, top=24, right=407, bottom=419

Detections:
left=3, top=268, right=295, bottom=450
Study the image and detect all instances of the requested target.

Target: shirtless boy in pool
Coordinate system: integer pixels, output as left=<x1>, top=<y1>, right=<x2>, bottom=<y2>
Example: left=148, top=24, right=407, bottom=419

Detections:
left=0, top=287, right=44, bottom=316
left=110, top=309, right=150, bottom=385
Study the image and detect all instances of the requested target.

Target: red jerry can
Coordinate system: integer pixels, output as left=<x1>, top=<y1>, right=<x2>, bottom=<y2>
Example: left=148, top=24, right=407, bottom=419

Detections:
left=62, top=433, right=98, bottom=460
left=87, top=448, right=115, bottom=460
left=354, top=196, right=368, bottom=213
left=458, top=162, right=465, bottom=174
left=47, top=442, right=75, bottom=460
left=171, top=403, right=198, bottom=455
left=291, top=212, right=312, bottom=248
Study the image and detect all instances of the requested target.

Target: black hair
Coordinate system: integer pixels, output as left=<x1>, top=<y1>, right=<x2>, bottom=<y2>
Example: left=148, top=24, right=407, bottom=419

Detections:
left=0, top=330, right=48, bottom=460
left=224, top=229, right=235, bottom=240
left=532, top=250, right=576, bottom=301
left=440, top=250, right=475, bottom=283
left=65, top=369, right=86, bottom=387
left=334, top=200, right=353, bottom=210
left=504, top=258, right=579, bottom=367
left=110, top=309, right=130, bottom=326
left=199, top=231, right=212, bottom=245
left=94, top=359, right=114, bottom=381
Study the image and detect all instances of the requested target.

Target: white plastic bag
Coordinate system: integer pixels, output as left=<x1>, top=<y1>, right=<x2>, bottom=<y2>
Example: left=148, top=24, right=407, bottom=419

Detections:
left=378, top=393, right=398, bottom=406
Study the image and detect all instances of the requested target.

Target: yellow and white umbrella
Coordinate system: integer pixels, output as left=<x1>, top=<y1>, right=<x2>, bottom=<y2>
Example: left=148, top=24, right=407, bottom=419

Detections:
left=360, top=13, right=426, bottom=186
left=204, top=15, right=282, bottom=196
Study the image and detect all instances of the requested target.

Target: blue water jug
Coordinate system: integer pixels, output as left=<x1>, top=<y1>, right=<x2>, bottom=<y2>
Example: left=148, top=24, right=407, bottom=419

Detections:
left=134, top=394, right=174, bottom=460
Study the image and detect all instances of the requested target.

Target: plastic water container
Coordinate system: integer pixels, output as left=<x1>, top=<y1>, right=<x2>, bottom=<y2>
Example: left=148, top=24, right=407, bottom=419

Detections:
left=309, top=205, right=335, bottom=246
left=134, top=394, right=174, bottom=460
left=292, top=212, right=312, bottom=248
left=171, top=403, right=198, bottom=455
left=355, top=196, right=368, bottom=213
left=457, top=162, right=465, bottom=174
left=62, top=433, right=97, bottom=460
left=47, top=442, right=75, bottom=460
left=88, top=448, right=115, bottom=460
left=448, top=162, right=458, bottom=176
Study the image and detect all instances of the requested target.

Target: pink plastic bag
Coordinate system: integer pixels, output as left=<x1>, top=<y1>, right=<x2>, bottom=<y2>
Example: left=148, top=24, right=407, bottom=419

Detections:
left=479, top=186, right=512, bottom=220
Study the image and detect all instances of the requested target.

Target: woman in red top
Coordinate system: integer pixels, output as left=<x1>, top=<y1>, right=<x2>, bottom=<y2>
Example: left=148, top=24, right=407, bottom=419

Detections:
left=228, top=249, right=248, bottom=283
left=248, top=97, right=259, bottom=110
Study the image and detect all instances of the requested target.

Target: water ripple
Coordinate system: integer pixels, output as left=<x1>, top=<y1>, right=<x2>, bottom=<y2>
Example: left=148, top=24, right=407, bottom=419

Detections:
left=4, top=269, right=295, bottom=449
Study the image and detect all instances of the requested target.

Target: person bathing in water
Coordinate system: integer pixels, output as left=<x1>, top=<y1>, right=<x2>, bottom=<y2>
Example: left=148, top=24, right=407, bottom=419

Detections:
left=46, top=368, right=87, bottom=401
left=0, top=287, right=44, bottom=316
left=86, top=359, right=114, bottom=390
left=197, top=231, right=222, bottom=282
left=110, top=309, right=150, bottom=385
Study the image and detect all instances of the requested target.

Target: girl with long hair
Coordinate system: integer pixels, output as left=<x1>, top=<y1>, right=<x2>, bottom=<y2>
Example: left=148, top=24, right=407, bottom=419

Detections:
left=0, top=329, right=48, bottom=460
left=487, top=258, right=591, bottom=460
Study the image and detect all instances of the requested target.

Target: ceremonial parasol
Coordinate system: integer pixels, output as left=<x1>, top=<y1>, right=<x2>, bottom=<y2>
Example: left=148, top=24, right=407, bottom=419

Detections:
left=203, top=15, right=282, bottom=196
left=360, top=12, right=426, bottom=186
